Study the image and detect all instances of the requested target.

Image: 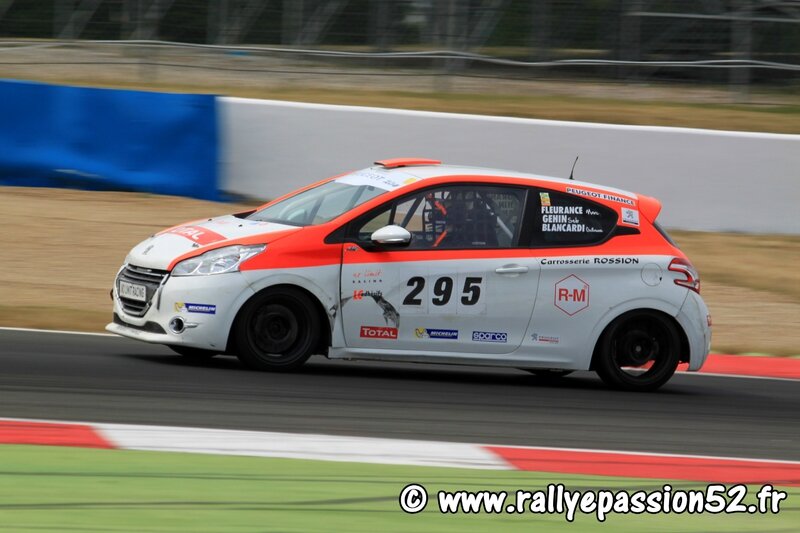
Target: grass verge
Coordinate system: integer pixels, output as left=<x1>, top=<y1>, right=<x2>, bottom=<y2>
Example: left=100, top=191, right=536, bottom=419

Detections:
left=0, top=445, right=797, bottom=532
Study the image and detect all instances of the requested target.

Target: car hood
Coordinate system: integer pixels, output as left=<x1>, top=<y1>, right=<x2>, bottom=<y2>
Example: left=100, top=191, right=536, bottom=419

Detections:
left=125, top=215, right=300, bottom=270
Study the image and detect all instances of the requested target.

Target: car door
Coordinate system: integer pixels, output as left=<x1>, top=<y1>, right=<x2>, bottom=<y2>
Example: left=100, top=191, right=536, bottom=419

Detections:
left=339, top=183, right=540, bottom=355
left=522, top=187, right=629, bottom=364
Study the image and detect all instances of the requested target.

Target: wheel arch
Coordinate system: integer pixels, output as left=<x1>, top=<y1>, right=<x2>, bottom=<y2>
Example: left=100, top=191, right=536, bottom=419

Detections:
left=226, top=282, right=333, bottom=356
left=588, top=303, right=690, bottom=371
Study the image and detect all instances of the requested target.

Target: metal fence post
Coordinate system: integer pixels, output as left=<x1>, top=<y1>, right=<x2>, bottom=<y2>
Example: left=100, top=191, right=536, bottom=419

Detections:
left=530, top=0, right=550, bottom=61
left=282, top=0, right=304, bottom=45
left=730, top=0, right=752, bottom=102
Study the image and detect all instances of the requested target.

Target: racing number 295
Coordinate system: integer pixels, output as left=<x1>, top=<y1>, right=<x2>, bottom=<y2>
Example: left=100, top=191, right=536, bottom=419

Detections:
left=403, top=276, right=482, bottom=306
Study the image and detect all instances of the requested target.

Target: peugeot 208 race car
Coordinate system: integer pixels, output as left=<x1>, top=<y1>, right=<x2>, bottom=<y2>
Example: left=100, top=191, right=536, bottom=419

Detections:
left=107, top=158, right=710, bottom=391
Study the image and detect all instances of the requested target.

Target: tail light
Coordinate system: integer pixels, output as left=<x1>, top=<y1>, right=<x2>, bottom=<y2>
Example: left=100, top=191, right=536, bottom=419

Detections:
left=668, top=258, right=700, bottom=293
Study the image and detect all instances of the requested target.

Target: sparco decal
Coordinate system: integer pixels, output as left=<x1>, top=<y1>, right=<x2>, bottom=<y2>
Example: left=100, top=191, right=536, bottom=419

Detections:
left=360, top=326, right=398, bottom=339
left=566, top=187, right=635, bottom=206
left=472, top=331, right=508, bottom=343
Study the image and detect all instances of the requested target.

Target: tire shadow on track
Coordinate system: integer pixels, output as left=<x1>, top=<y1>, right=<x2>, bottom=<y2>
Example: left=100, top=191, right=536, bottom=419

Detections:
left=117, top=351, right=708, bottom=396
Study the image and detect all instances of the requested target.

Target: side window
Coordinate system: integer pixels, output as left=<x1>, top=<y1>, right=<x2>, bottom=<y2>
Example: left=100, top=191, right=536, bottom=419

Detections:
left=353, top=186, right=525, bottom=249
left=531, top=189, right=617, bottom=246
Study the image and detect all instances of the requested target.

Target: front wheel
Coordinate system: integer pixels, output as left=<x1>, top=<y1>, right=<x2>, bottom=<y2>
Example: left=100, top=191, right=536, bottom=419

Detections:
left=233, top=288, right=320, bottom=372
left=594, top=311, right=681, bottom=392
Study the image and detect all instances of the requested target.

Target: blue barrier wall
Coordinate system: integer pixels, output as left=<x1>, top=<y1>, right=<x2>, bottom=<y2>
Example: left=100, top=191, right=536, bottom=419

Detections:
left=0, top=80, right=219, bottom=201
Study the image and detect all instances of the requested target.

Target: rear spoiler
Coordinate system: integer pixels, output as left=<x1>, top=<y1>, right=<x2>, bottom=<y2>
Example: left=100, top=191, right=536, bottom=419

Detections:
left=636, top=194, right=662, bottom=224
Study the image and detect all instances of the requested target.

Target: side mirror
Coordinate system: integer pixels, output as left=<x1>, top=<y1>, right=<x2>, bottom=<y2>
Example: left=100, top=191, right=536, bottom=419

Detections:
left=370, top=225, right=412, bottom=247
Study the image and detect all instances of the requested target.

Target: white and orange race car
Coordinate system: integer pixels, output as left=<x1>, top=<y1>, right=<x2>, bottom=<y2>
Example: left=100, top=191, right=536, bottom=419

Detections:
left=107, top=158, right=710, bottom=391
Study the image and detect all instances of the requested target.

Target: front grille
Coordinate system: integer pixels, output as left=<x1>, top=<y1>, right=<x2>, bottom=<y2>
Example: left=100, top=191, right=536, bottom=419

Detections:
left=116, top=264, right=169, bottom=317
left=121, top=264, right=169, bottom=284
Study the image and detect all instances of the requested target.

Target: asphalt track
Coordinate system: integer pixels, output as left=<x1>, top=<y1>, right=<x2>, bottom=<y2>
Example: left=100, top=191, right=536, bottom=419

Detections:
left=1, top=329, right=798, bottom=462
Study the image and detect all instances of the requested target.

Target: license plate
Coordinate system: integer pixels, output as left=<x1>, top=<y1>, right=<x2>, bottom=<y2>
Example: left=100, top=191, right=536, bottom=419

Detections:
left=119, top=280, right=147, bottom=302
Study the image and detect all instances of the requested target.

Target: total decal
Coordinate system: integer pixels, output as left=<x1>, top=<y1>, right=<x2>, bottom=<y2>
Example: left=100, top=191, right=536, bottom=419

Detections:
left=166, top=225, right=225, bottom=246
left=174, top=302, right=217, bottom=314
left=554, top=275, right=589, bottom=316
left=415, top=328, right=459, bottom=340
left=359, top=326, right=398, bottom=339
left=472, top=331, right=508, bottom=343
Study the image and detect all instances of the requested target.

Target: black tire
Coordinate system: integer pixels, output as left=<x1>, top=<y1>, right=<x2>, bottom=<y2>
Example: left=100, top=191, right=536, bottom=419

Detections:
left=522, top=369, right=574, bottom=379
left=594, top=310, right=681, bottom=392
left=168, top=345, right=218, bottom=359
left=233, top=287, right=320, bottom=372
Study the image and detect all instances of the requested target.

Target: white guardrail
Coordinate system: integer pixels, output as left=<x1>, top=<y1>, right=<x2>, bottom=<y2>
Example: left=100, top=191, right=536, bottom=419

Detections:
left=219, top=97, right=800, bottom=234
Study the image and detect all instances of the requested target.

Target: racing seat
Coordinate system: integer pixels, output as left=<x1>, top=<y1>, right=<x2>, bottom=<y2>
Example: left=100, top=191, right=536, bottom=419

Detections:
left=435, top=193, right=499, bottom=248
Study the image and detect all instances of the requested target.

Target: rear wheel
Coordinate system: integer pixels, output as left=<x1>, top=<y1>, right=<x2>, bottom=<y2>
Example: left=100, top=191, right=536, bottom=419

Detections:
left=595, top=311, right=681, bottom=392
left=168, top=345, right=218, bottom=360
left=233, top=287, right=320, bottom=372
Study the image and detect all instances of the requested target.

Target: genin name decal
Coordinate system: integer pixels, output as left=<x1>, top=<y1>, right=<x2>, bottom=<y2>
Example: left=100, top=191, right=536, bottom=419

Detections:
left=540, top=205, right=603, bottom=234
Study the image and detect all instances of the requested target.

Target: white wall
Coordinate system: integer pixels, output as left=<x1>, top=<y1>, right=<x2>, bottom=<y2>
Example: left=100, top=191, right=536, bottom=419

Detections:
left=219, top=97, right=800, bottom=234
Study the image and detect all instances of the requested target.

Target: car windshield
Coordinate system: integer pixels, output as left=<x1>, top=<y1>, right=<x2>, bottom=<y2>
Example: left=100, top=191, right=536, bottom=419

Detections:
left=246, top=181, right=387, bottom=226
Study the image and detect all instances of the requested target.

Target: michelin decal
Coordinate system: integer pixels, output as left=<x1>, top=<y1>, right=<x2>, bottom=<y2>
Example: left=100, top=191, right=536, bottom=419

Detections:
left=175, top=302, right=217, bottom=314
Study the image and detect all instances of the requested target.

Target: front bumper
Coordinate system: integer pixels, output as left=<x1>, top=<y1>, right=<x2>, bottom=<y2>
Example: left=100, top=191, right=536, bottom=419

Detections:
left=676, top=290, right=712, bottom=371
left=107, top=268, right=255, bottom=351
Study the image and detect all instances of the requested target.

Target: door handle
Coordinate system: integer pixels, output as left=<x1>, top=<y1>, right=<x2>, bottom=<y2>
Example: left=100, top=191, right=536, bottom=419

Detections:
left=495, top=265, right=529, bottom=274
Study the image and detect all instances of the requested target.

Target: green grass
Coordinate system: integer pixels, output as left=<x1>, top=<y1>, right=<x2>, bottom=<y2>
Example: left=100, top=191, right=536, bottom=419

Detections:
left=0, top=445, right=796, bottom=532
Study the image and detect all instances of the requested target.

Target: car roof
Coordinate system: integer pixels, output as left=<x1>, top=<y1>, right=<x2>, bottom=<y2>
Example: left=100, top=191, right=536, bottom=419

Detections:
left=367, top=163, right=638, bottom=200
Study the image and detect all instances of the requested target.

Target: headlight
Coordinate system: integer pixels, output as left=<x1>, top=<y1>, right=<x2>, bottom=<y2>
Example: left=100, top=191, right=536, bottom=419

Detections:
left=172, top=244, right=266, bottom=276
